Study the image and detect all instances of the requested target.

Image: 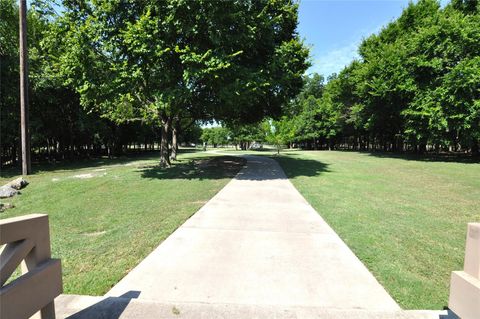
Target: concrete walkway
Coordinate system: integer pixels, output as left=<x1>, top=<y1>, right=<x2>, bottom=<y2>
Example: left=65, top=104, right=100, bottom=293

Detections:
left=106, top=155, right=399, bottom=311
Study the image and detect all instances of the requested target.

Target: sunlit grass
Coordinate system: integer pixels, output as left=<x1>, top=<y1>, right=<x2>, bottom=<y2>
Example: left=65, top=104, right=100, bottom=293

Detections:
left=275, top=150, right=479, bottom=310
left=0, top=150, right=244, bottom=295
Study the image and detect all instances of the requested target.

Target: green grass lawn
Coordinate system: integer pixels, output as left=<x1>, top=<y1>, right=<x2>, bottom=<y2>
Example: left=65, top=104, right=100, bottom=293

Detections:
left=2, top=148, right=478, bottom=309
left=273, top=150, right=479, bottom=310
left=0, top=150, right=245, bottom=295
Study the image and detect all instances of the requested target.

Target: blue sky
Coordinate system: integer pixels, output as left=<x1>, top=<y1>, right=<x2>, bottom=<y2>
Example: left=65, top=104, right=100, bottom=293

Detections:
left=297, top=0, right=447, bottom=77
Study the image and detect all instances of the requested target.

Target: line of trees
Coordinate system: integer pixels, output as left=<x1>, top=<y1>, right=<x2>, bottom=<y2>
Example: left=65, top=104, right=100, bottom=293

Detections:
left=47, top=0, right=309, bottom=166
left=0, top=0, right=197, bottom=167
left=4, top=0, right=475, bottom=166
left=1, top=0, right=310, bottom=168
left=201, top=125, right=265, bottom=150
left=282, top=0, right=479, bottom=154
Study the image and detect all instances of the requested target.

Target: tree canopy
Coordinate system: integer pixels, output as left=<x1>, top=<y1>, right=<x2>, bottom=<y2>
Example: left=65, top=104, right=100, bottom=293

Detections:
left=2, top=0, right=477, bottom=170
left=54, top=0, right=309, bottom=165
left=1, top=0, right=309, bottom=168
left=281, top=0, right=479, bottom=154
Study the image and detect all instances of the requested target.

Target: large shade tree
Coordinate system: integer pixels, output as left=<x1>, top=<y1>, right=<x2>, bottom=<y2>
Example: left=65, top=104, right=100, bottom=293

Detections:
left=54, top=0, right=309, bottom=166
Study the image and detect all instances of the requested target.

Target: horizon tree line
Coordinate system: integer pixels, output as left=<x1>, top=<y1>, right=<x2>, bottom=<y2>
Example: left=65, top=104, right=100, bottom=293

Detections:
left=2, top=0, right=478, bottom=172
left=225, top=0, right=479, bottom=155
left=1, top=0, right=309, bottom=169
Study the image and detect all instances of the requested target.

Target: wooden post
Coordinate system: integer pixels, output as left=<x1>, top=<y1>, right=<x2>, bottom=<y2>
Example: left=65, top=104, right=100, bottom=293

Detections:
left=19, top=0, right=31, bottom=175
left=449, top=223, right=480, bottom=319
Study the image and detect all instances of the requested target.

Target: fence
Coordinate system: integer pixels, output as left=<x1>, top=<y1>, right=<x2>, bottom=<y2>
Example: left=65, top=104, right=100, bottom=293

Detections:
left=0, top=214, right=62, bottom=319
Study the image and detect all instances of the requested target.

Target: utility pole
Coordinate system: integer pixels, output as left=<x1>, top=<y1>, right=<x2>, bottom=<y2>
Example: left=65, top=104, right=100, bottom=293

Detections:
left=19, top=0, right=31, bottom=175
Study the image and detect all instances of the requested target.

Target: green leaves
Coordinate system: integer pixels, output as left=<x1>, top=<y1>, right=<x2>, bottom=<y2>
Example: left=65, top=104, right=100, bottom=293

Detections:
left=54, top=0, right=309, bottom=130
left=200, top=127, right=231, bottom=146
left=286, top=0, right=479, bottom=153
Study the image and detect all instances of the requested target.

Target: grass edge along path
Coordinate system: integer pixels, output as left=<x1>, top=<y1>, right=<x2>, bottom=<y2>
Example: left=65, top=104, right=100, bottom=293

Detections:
left=273, top=150, right=479, bottom=310
left=0, top=151, right=245, bottom=295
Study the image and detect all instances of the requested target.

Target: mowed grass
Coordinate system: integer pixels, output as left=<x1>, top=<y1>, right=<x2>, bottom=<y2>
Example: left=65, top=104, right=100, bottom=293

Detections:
left=0, top=150, right=245, bottom=295
left=274, top=150, right=479, bottom=310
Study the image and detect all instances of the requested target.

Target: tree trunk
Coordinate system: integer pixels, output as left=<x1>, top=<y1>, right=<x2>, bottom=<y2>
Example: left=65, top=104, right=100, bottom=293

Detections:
left=19, top=0, right=31, bottom=175
left=418, top=143, right=427, bottom=154
left=472, top=141, right=479, bottom=156
left=170, top=124, right=178, bottom=161
left=159, top=117, right=171, bottom=167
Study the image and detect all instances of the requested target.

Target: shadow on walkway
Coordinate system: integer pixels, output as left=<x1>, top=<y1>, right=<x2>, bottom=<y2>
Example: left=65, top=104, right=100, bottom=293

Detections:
left=139, top=155, right=330, bottom=181
left=139, top=156, right=246, bottom=181
left=66, top=291, right=140, bottom=319
left=439, top=309, right=460, bottom=319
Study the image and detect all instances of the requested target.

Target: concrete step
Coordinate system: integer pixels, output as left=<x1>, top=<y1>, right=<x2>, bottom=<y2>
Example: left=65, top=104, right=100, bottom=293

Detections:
left=55, top=294, right=457, bottom=319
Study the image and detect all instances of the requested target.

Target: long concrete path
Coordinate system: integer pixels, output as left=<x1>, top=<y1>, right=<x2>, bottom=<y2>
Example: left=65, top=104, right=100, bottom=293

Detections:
left=106, top=155, right=400, bottom=311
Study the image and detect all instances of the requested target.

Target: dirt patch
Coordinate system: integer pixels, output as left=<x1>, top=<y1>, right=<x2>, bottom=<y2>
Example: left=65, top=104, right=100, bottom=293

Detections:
left=72, top=173, right=95, bottom=179
left=71, top=172, right=107, bottom=179
left=82, top=231, right=107, bottom=237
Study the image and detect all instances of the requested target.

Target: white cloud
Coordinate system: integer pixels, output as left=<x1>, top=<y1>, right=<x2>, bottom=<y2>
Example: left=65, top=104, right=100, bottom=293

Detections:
left=308, top=42, right=360, bottom=77
left=307, top=24, right=386, bottom=77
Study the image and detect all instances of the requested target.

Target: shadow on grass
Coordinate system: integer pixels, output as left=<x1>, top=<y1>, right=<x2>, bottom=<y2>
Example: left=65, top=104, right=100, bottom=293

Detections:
left=139, top=156, right=247, bottom=181
left=1, top=150, right=330, bottom=182
left=273, top=155, right=330, bottom=179
left=140, top=154, right=330, bottom=181
left=365, top=151, right=480, bottom=164
left=0, top=148, right=203, bottom=179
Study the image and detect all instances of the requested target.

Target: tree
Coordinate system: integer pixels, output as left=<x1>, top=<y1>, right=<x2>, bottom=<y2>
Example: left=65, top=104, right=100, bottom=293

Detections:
left=402, top=2, right=480, bottom=152
left=0, top=0, right=20, bottom=166
left=55, top=0, right=309, bottom=167
left=227, top=123, right=264, bottom=150
left=290, top=0, right=479, bottom=155
left=262, top=117, right=295, bottom=154
left=200, top=127, right=231, bottom=148
left=0, top=0, right=167, bottom=168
